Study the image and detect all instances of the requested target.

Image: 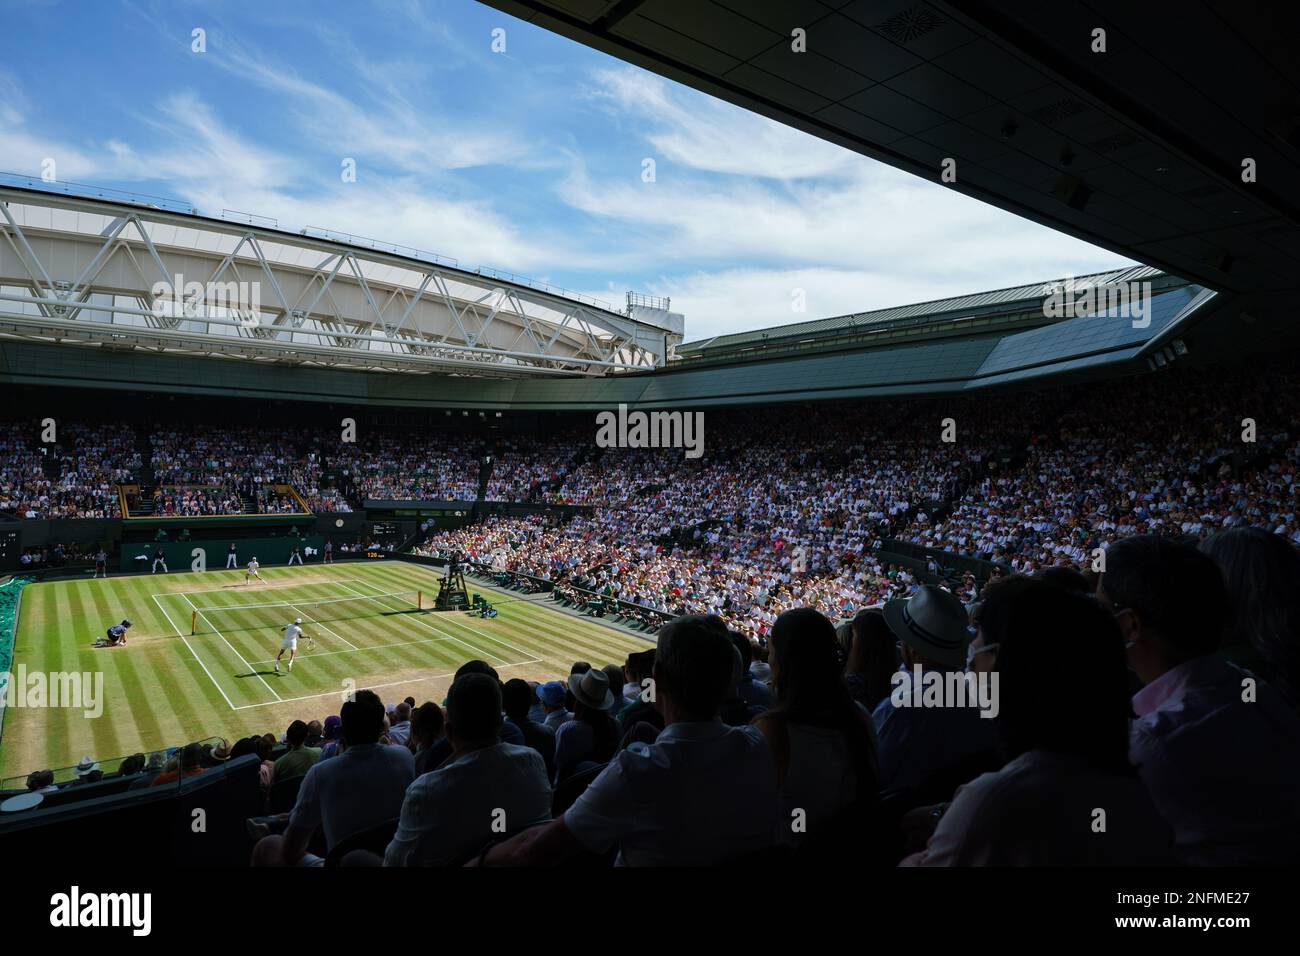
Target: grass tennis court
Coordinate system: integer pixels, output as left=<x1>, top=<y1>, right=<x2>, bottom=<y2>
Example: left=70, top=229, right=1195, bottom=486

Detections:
left=0, top=560, right=652, bottom=782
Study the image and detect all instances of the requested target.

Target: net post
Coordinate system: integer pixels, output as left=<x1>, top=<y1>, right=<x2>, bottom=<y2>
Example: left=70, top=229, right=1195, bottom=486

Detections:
left=191, top=608, right=197, bottom=635
left=418, top=590, right=422, bottom=610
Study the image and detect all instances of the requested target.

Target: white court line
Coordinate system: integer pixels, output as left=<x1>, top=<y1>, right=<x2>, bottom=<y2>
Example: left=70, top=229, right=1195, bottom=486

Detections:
left=335, top=580, right=508, bottom=666
left=284, top=603, right=359, bottom=651
left=169, top=577, right=374, bottom=598
left=177, top=592, right=282, bottom=702
left=151, top=593, right=238, bottom=711
left=229, top=658, right=542, bottom=711
left=248, top=632, right=461, bottom=665
left=352, top=575, right=539, bottom=663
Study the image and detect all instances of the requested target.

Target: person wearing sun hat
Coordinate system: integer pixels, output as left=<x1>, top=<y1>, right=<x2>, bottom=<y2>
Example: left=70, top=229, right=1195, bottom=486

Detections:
left=872, top=585, right=999, bottom=793
left=203, top=739, right=232, bottom=768
left=553, top=668, right=619, bottom=783
left=72, top=756, right=101, bottom=784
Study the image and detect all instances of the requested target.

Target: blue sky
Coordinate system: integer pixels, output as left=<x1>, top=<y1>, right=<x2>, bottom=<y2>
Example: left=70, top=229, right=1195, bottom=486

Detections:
left=0, top=0, right=1134, bottom=340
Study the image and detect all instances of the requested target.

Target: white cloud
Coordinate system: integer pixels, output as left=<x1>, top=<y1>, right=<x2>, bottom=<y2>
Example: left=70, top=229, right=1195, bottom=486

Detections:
left=587, top=67, right=857, bottom=180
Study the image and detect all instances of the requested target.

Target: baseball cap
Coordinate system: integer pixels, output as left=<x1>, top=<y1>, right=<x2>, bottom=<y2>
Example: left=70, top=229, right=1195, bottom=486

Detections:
left=536, top=680, right=566, bottom=707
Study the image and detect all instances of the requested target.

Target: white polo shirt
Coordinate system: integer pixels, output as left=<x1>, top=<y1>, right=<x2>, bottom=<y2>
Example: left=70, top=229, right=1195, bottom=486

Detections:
left=564, top=720, right=777, bottom=866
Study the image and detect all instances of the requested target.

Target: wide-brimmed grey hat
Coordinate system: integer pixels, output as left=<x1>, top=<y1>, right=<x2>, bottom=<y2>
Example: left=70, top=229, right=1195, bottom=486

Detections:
left=882, top=585, right=972, bottom=670
left=567, top=668, right=616, bottom=711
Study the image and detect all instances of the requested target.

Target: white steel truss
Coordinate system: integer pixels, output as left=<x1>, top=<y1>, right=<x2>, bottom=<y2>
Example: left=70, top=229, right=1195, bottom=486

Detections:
left=0, top=185, right=682, bottom=377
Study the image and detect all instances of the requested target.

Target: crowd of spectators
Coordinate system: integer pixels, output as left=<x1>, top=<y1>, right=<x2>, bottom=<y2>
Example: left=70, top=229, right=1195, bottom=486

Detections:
left=0, top=422, right=139, bottom=518
left=11, top=528, right=1300, bottom=868
left=331, top=436, right=480, bottom=502
left=17, top=541, right=101, bottom=569
left=149, top=426, right=344, bottom=515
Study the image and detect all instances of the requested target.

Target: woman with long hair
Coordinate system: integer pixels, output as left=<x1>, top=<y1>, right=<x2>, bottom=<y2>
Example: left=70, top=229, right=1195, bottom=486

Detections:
left=1201, top=527, right=1300, bottom=709
left=754, top=607, right=879, bottom=847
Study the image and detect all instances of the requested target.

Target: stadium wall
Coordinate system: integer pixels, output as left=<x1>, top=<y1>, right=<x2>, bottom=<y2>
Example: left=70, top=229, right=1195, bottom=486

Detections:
left=117, top=535, right=326, bottom=572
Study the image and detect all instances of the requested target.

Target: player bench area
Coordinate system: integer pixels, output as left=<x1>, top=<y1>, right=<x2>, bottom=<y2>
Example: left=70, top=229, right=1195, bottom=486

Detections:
left=151, top=576, right=540, bottom=711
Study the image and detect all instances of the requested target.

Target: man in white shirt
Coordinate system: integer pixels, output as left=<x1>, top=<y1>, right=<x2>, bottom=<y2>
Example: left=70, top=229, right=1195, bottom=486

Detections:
left=385, top=673, right=551, bottom=866
left=475, top=614, right=778, bottom=866
left=1100, top=535, right=1300, bottom=865
left=275, top=618, right=304, bottom=674
left=251, top=689, right=414, bottom=866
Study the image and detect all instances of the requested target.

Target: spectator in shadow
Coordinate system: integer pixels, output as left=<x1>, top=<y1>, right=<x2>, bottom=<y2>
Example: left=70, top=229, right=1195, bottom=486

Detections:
left=553, top=670, right=619, bottom=784
left=843, top=608, right=897, bottom=711
left=474, top=614, right=778, bottom=866
left=755, top=608, right=879, bottom=849
left=872, top=585, right=998, bottom=796
left=252, top=689, right=414, bottom=867
left=904, top=581, right=1171, bottom=865
left=1101, top=535, right=1300, bottom=865
left=385, top=673, right=551, bottom=866
left=1201, top=527, right=1300, bottom=710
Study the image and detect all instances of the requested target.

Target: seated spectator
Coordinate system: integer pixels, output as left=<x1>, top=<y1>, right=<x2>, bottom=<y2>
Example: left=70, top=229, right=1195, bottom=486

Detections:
left=477, top=614, right=779, bottom=866
left=256, top=735, right=276, bottom=789
left=1200, top=527, right=1300, bottom=709
left=318, top=716, right=342, bottom=760
left=601, top=664, right=627, bottom=706
left=385, top=673, right=552, bottom=866
left=620, top=651, right=652, bottom=707
left=150, top=743, right=205, bottom=787
left=273, top=721, right=321, bottom=783
left=537, top=680, right=571, bottom=731
left=419, top=661, right=526, bottom=770
left=905, top=582, right=1171, bottom=865
left=70, top=756, right=103, bottom=786
left=411, top=702, right=446, bottom=776
left=252, top=690, right=415, bottom=866
left=872, top=585, right=999, bottom=795
left=202, top=739, right=231, bottom=768
left=387, top=702, right=413, bottom=748
left=502, top=679, right=556, bottom=779
left=615, top=650, right=663, bottom=735
left=1100, top=535, right=1300, bottom=865
left=553, top=669, right=619, bottom=783
left=129, top=753, right=167, bottom=790
left=966, top=574, right=1035, bottom=677
left=116, top=753, right=146, bottom=778
left=843, top=608, right=897, bottom=711
left=731, top=633, right=776, bottom=711
left=26, top=769, right=57, bottom=793
left=719, top=645, right=766, bottom=727
left=754, top=608, right=879, bottom=847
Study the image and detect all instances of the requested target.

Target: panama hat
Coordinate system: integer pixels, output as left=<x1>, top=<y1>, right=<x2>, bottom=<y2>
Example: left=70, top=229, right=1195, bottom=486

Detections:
left=567, top=668, right=616, bottom=711
left=74, top=755, right=100, bottom=777
left=882, top=584, right=972, bottom=670
left=208, top=739, right=231, bottom=762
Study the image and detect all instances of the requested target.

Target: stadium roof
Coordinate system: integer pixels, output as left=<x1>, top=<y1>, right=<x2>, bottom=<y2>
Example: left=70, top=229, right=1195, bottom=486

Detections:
left=678, top=264, right=1167, bottom=356
left=0, top=180, right=682, bottom=378
left=480, top=0, right=1300, bottom=300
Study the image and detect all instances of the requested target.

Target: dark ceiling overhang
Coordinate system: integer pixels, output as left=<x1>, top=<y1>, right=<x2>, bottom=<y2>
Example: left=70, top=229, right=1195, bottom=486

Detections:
left=476, top=0, right=1300, bottom=297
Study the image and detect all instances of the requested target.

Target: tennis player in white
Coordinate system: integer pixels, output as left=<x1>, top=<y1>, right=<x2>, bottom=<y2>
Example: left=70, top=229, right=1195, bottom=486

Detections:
left=246, top=556, right=263, bottom=584
left=275, top=617, right=304, bottom=673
